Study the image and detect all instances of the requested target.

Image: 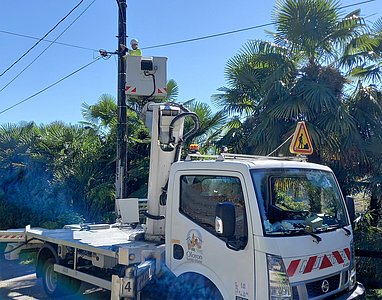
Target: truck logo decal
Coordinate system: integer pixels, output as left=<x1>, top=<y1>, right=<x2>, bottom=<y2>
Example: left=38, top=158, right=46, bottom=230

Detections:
left=186, top=229, right=203, bottom=264
left=321, top=279, right=330, bottom=293
left=286, top=248, right=350, bottom=277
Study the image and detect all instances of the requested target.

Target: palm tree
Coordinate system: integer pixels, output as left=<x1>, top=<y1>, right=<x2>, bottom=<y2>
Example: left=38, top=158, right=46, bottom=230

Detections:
left=36, top=121, right=115, bottom=221
left=338, top=18, right=382, bottom=222
left=0, top=122, right=39, bottom=167
left=0, top=122, right=86, bottom=228
left=216, top=0, right=382, bottom=157
left=272, top=0, right=366, bottom=62
left=340, top=17, right=382, bottom=84
left=180, top=99, right=226, bottom=152
left=216, top=0, right=370, bottom=154
left=216, top=0, right=382, bottom=220
left=81, top=94, right=118, bottom=135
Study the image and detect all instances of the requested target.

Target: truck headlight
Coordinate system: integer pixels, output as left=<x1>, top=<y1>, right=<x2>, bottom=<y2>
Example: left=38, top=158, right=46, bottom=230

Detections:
left=267, top=254, right=292, bottom=300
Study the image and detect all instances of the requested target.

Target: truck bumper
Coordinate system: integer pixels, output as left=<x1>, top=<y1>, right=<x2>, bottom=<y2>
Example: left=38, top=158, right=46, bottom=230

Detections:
left=336, top=282, right=366, bottom=300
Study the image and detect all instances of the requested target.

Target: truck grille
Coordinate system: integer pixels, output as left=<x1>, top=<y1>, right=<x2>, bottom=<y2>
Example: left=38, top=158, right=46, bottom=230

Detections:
left=306, top=274, right=340, bottom=298
left=291, top=273, right=344, bottom=299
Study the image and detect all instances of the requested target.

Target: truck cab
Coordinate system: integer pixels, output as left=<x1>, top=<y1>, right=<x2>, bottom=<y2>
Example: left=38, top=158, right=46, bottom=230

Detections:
left=165, top=155, right=364, bottom=299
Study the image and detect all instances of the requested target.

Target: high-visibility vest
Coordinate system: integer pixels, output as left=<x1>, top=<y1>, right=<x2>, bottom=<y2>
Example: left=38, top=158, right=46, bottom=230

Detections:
left=128, top=48, right=142, bottom=56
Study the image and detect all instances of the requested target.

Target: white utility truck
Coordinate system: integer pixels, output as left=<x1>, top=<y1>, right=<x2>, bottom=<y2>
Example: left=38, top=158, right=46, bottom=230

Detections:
left=0, top=56, right=365, bottom=300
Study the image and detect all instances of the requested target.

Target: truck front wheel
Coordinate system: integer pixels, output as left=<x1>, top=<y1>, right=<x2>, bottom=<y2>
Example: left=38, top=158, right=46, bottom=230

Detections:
left=42, top=258, right=81, bottom=297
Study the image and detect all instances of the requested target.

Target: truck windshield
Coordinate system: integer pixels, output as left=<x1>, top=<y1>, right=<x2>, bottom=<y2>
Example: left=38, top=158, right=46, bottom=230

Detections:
left=251, top=168, right=349, bottom=236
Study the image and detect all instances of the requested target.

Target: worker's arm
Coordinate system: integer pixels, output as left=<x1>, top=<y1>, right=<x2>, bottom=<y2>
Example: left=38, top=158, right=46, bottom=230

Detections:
left=119, top=44, right=128, bottom=55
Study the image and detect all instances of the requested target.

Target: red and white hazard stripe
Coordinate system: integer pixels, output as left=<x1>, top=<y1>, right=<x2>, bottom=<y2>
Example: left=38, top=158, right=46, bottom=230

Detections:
left=157, top=87, right=167, bottom=94
left=0, top=234, right=24, bottom=240
left=286, top=247, right=351, bottom=277
left=125, top=86, right=137, bottom=93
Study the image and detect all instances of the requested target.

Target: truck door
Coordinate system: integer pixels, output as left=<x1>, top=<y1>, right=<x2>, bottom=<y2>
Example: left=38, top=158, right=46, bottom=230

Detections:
left=166, top=170, right=255, bottom=300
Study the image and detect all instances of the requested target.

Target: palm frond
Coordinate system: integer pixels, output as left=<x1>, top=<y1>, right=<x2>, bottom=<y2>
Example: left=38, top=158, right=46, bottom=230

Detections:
left=371, top=17, right=382, bottom=34
left=338, top=34, right=380, bottom=70
left=267, top=96, right=311, bottom=120
left=350, top=64, right=382, bottom=83
left=273, top=0, right=341, bottom=57
left=212, top=87, right=257, bottom=116
left=166, top=79, right=179, bottom=102
left=295, top=79, right=338, bottom=113
left=81, top=94, right=117, bottom=130
left=323, top=9, right=365, bottom=47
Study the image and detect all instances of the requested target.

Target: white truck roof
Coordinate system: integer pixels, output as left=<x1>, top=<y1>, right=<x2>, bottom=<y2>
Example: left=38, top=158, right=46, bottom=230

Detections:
left=174, top=154, right=332, bottom=173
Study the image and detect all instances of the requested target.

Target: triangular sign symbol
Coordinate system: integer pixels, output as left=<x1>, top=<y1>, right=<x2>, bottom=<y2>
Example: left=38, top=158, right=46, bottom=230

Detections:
left=289, top=121, right=313, bottom=155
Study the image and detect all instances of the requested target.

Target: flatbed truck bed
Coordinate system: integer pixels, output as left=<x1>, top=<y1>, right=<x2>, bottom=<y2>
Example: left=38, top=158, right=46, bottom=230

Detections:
left=1, top=224, right=157, bottom=257
left=0, top=224, right=163, bottom=300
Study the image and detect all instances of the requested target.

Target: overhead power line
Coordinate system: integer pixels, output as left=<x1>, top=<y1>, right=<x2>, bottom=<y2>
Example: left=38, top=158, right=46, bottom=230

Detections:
left=341, top=0, right=376, bottom=9
left=0, top=0, right=96, bottom=94
left=0, top=0, right=376, bottom=54
left=142, top=0, right=376, bottom=50
left=142, top=22, right=276, bottom=50
left=0, top=0, right=84, bottom=78
left=0, top=0, right=375, bottom=116
left=0, top=57, right=102, bottom=116
left=0, top=30, right=98, bottom=52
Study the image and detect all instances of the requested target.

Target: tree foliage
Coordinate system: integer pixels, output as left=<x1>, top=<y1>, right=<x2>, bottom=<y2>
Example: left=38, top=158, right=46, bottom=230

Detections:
left=0, top=75, right=223, bottom=228
left=215, top=1, right=382, bottom=226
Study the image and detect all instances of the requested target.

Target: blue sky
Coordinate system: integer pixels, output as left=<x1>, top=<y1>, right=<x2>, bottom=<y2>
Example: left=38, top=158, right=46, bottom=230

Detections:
left=0, top=0, right=380, bottom=125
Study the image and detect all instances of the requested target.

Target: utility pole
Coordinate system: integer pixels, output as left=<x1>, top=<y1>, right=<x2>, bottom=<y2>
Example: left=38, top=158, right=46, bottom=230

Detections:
left=116, top=0, right=128, bottom=200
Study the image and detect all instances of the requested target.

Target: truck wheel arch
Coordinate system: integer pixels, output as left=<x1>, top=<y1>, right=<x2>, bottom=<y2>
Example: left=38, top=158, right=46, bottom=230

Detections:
left=36, top=243, right=59, bottom=278
left=36, top=243, right=81, bottom=297
left=168, top=272, right=223, bottom=300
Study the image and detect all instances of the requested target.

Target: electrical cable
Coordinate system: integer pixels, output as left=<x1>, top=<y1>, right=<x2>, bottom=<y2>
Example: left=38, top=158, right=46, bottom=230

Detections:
left=341, top=0, right=376, bottom=10
left=143, top=71, right=156, bottom=100
left=0, top=0, right=97, bottom=94
left=168, top=111, right=200, bottom=163
left=0, top=0, right=84, bottom=78
left=0, top=30, right=98, bottom=52
left=141, top=0, right=376, bottom=50
left=0, top=56, right=102, bottom=116
left=0, top=0, right=375, bottom=56
left=141, top=22, right=276, bottom=50
left=142, top=211, right=165, bottom=220
left=0, top=0, right=374, bottom=114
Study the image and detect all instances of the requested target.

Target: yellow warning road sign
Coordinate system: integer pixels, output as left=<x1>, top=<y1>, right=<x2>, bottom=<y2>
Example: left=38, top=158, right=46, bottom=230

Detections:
left=289, top=121, right=313, bottom=155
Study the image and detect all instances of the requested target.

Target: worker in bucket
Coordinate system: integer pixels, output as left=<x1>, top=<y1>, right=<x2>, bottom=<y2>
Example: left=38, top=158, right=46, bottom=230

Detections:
left=120, top=38, right=142, bottom=57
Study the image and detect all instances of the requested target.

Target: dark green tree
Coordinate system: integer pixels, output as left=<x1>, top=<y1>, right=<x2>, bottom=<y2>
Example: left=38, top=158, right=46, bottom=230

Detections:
left=0, top=123, right=82, bottom=228
left=215, top=0, right=382, bottom=220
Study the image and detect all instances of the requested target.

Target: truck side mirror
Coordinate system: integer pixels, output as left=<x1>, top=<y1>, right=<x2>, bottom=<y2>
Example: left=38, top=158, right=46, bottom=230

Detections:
left=215, top=202, right=235, bottom=238
left=345, top=196, right=355, bottom=225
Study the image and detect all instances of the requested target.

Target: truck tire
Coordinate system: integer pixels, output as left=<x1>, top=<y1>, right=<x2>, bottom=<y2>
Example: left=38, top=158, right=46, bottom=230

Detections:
left=167, top=273, right=223, bottom=300
left=41, top=257, right=81, bottom=298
